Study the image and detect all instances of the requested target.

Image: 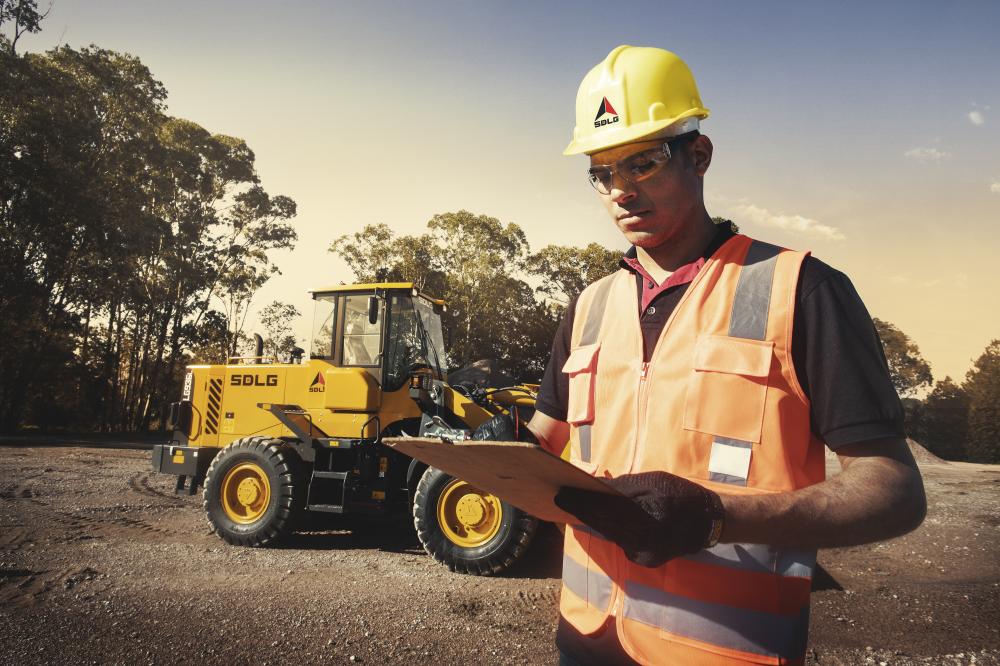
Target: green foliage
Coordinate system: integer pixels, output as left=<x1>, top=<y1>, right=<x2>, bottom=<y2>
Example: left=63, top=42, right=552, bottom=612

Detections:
left=0, top=37, right=296, bottom=431
left=711, top=216, right=739, bottom=234
left=260, top=301, right=302, bottom=360
left=918, top=377, right=970, bottom=461
left=964, top=340, right=1000, bottom=464
left=529, top=243, right=621, bottom=306
left=330, top=211, right=621, bottom=382
left=0, top=0, right=46, bottom=54
left=872, top=318, right=933, bottom=398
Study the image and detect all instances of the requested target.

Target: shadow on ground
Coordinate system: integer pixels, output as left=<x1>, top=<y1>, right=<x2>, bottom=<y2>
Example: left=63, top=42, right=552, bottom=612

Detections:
left=283, top=515, right=564, bottom=580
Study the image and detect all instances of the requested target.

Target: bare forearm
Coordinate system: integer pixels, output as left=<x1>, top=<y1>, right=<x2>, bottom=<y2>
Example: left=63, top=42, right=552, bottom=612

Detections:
left=719, top=438, right=927, bottom=549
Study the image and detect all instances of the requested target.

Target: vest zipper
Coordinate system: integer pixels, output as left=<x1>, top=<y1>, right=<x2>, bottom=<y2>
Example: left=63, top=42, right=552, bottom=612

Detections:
left=631, top=362, right=652, bottom=472
left=625, top=248, right=724, bottom=474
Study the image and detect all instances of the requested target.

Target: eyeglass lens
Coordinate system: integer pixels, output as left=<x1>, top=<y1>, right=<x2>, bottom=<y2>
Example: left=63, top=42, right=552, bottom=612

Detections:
left=587, top=143, right=671, bottom=194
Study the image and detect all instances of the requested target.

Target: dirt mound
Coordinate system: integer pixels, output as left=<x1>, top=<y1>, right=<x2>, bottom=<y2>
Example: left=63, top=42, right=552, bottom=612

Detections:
left=824, top=438, right=948, bottom=466
left=907, top=437, right=947, bottom=465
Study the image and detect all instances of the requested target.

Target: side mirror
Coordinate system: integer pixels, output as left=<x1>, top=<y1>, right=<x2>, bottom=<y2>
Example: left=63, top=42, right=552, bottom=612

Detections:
left=368, top=296, right=379, bottom=325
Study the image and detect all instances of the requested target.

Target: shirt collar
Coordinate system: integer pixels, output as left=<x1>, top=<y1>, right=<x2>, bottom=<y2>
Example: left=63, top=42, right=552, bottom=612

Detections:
left=618, top=224, right=736, bottom=286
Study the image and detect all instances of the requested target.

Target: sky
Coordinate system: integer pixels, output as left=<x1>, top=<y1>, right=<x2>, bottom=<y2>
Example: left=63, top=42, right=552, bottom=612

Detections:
left=17, top=0, right=1000, bottom=382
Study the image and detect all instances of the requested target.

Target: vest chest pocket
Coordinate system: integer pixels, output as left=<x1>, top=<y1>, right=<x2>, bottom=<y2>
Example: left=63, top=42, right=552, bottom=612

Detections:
left=683, top=335, right=774, bottom=445
left=563, top=343, right=601, bottom=426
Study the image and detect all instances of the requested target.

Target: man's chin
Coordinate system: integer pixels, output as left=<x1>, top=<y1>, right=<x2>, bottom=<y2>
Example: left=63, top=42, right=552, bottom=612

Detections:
left=624, top=230, right=671, bottom=249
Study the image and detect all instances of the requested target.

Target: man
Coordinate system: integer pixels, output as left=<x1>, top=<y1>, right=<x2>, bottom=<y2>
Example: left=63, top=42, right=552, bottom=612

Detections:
left=477, top=45, right=926, bottom=665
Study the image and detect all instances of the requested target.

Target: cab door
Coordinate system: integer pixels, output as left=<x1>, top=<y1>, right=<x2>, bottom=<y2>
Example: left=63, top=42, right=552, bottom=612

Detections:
left=321, top=293, right=384, bottom=438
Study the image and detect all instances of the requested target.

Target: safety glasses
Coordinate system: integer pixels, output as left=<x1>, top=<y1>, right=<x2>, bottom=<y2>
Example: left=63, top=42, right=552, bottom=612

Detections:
left=587, top=132, right=695, bottom=194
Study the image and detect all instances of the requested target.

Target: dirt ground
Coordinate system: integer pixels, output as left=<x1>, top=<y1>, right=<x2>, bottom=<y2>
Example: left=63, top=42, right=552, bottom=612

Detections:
left=1, top=443, right=997, bottom=665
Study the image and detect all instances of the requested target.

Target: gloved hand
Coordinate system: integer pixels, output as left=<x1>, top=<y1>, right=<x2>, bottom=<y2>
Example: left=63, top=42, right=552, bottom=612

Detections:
left=554, top=471, right=725, bottom=567
left=471, top=407, right=538, bottom=444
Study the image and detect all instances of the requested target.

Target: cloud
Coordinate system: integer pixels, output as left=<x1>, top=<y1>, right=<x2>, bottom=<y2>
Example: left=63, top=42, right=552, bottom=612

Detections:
left=730, top=201, right=845, bottom=241
left=904, top=147, right=948, bottom=161
left=922, top=275, right=968, bottom=289
left=968, top=110, right=985, bottom=126
left=991, top=181, right=1000, bottom=194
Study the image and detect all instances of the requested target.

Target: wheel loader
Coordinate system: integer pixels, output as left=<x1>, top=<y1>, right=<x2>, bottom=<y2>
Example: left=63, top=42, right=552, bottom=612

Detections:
left=151, top=282, right=540, bottom=575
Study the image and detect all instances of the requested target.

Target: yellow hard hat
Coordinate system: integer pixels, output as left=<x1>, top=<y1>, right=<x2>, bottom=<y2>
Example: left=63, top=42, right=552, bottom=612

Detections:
left=564, top=45, right=710, bottom=156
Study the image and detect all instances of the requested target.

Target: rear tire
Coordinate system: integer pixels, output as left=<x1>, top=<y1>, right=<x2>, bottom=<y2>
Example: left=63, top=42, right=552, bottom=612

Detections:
left=413, top=466, right=538, bottom=575
left=203, top=437, right=303, bottom=547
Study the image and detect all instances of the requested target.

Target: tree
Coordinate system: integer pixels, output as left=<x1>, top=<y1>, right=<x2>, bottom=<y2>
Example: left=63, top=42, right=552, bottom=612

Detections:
left=964, top=340, right=1000, bottom=464
left=529, top=243, right=621, bottom=306
left=872, top=318, right=933, bottom=397
left=330, top=211, right=555, bottom=381
left=425, top=211, right=536, bottom=372
left=0, top=0, right=48, bottom=55
left=0, top=38, right=296, bottom=431
left=0, top=44, right=170, bottom=430
left=259, top=301, right=301, bottom=360
left=711, top=216, right=739, bottom=234
left=919, top=377, right=969, bottom=461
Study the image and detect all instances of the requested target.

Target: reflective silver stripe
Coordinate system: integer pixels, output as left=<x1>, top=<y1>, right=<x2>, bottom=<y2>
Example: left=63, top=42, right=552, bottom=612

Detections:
left=580, top=275, right=616, bottom=346
left=623, top=581, right=809, bottom=660
left=706, top=471, right=747, bottom=486
left=729, top=241, right=781, bottom=341
left=562, top=554, right=613, bottom=612
left=574, top=274, right=616, bottom=463
left=578, top=425, right=592, bottom=463
left=683, top=543, right=816, bottom=579
left=570, top=523, right=610, bottom=542
left=707, top=436, right=752, bottom=486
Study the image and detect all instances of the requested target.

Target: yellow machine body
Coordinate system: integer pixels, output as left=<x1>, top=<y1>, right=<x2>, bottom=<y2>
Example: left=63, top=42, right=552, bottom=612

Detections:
left=175, top=283, right=497, bottom=448
left=178, top=358, right=497, bottom=447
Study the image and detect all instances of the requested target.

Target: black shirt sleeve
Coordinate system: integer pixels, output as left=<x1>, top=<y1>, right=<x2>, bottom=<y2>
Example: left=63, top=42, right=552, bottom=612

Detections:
left=791, top=257, right=905, bottom=448
left=534, top=296, right=576, bottom=422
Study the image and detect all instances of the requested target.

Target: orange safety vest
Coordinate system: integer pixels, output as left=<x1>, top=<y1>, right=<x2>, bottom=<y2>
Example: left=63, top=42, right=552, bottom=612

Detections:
left=559, top=234, right=824, bottom=666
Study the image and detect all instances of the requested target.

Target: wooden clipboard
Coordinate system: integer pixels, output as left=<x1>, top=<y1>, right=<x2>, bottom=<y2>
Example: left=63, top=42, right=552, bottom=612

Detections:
left=383, top=437, right=619, bottom=523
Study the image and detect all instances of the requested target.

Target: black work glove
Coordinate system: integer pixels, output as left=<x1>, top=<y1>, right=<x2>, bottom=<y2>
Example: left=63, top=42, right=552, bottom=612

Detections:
left=471, top=408, right=538, bottom=444
left=554, top=471, right=725, bottom=568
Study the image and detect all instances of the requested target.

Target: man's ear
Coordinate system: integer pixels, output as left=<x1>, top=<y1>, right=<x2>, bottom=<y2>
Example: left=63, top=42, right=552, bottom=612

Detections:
left=689, top=134, right=713, bottom=176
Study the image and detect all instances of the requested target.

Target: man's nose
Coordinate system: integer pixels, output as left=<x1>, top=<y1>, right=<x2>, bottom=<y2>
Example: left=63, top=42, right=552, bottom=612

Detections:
left=609, top=173, right=637, bottom=204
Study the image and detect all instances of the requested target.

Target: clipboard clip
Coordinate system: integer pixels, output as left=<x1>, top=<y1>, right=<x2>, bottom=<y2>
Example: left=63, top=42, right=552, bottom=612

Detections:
left=417, top=414, right=470, bottom=444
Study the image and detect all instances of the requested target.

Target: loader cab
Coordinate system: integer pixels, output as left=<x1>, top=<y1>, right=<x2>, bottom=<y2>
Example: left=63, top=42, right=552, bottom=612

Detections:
left=308, top=283, right=448, bottom=391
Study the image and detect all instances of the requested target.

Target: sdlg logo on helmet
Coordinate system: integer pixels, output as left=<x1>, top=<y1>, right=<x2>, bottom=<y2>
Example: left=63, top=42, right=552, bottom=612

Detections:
left=594, top=97, right=619, bottom=128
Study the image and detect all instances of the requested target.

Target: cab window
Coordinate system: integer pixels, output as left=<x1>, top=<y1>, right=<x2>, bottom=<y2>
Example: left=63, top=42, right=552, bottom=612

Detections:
left=341, top=295, right=382, bottom=367
left=309, top=296, right=337, bottom=359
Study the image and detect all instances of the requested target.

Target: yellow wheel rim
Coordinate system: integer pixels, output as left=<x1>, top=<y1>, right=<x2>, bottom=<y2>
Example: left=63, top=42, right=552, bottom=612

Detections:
left=221, top=462, right=272, bottom=524
left=437, top=479, right=503, bottom=548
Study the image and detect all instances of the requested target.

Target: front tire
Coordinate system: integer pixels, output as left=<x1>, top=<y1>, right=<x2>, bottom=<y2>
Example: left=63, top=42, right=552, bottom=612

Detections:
left=413, top=466, right=538, bottom=575
left=203, top=437, right=303, bottom=547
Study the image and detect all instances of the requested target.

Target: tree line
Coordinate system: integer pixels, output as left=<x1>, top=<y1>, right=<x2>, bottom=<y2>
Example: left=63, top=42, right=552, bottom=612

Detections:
left=0, top=4, right=621, bottom=432
left=874, top=320, right=999, bottom=464
left=328, top=211, right=622, bottom=382
left=1, top=4, right=296, bottom=431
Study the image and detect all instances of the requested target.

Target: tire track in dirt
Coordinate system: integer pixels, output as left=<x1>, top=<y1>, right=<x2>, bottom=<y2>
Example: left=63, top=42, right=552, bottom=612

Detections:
left=126, top=471, right=190, bottom=507
left=0, top=566, right=108, bottom=608
left=2, top=468, right=195, bottom=553
left=53, top=503, right=186, bottom=541
left=0, top=526, right=29, bottom=548
left=0, top=473, right=49, bottom=504
left=516, top=588, right=559, bottom=608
